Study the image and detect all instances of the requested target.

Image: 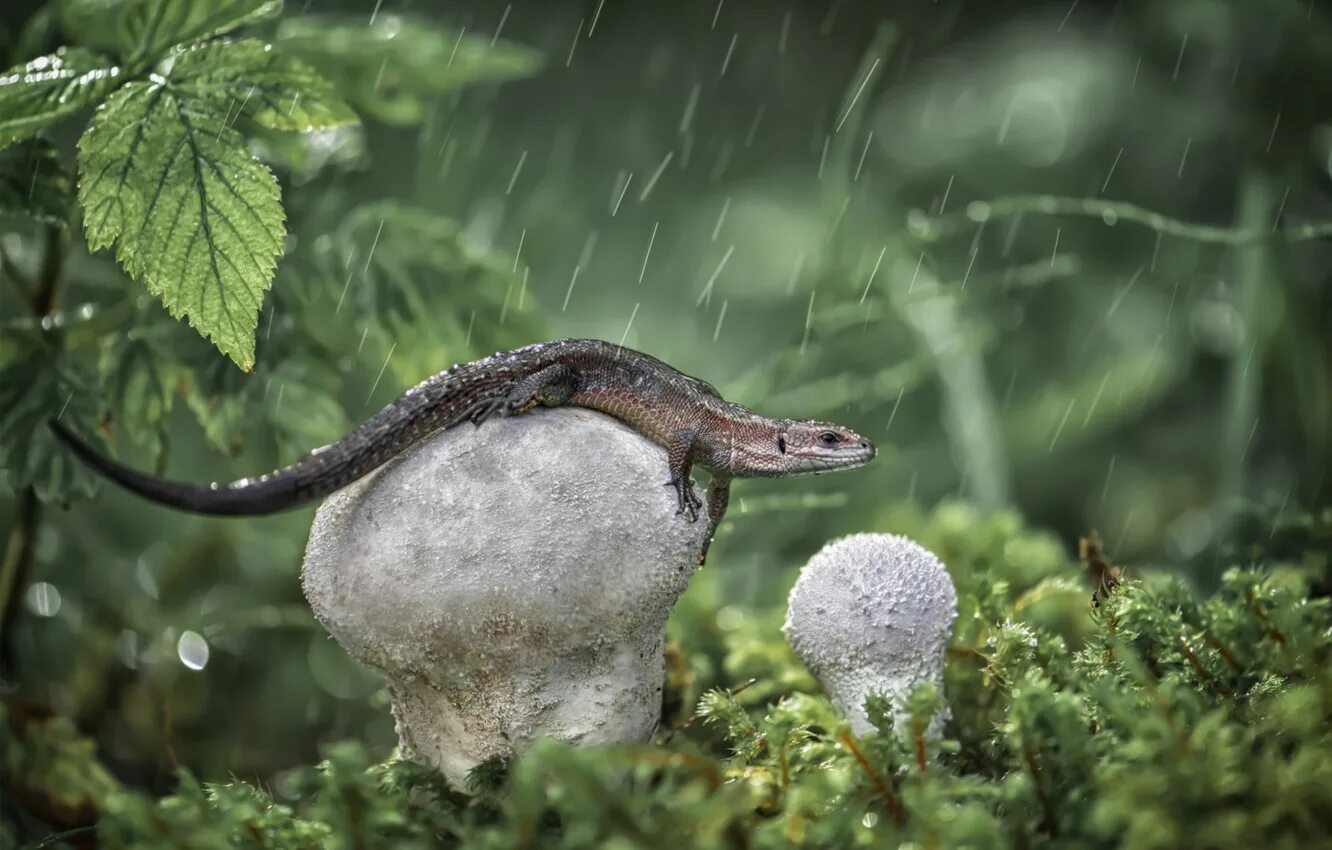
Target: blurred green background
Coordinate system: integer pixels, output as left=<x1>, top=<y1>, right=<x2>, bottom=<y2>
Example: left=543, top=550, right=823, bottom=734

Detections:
left=2, top=0, right=1330, bottom=796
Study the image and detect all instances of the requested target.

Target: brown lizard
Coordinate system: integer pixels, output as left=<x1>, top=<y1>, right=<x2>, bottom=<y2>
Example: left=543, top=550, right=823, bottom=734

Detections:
left=50, top=339, right=876, bottom=563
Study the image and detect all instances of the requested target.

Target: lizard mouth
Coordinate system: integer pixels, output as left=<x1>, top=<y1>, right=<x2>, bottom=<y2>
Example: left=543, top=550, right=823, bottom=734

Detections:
left=796, top=442, right=876, bottom=475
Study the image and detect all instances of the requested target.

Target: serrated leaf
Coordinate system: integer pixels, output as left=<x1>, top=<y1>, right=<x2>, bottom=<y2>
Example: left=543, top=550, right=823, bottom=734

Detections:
left=117, top=0, right=279, bottom=69
left=274, top=15, right=542, bottom=125
left=0, top=48, right=121, bottom=150
left=78, top=77, right=285, bottom=370
left=0, top=349, right=106, bottom=503
left=170, top=39, right=357, bottom=132
left=0, top=137, right=72, bottom=225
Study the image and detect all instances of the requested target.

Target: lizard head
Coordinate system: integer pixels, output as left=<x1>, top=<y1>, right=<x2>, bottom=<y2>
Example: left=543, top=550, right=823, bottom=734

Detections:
left=732, top=419, right=876, bottom=477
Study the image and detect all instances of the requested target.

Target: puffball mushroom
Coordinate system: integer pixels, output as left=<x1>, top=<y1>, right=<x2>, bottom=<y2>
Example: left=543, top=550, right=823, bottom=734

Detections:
left=301, top=406, right=709, bottom=788
left=783, top=533, right=957, bottom=736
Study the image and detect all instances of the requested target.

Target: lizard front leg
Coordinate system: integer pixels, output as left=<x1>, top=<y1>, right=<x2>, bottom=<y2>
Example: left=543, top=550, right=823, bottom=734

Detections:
left=697, top=475, right=730, bottom=566
left=664, top=430, right=703, bottom=522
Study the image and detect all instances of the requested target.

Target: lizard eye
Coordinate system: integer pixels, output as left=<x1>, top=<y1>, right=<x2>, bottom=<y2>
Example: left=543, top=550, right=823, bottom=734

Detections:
left=777, top=435, right=787, bottom=454
left=818, top=431, right=839, bottom=446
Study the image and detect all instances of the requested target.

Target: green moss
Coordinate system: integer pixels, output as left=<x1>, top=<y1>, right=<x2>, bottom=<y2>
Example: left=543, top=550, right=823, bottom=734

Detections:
left=4, top=504, right=1329, bottom=849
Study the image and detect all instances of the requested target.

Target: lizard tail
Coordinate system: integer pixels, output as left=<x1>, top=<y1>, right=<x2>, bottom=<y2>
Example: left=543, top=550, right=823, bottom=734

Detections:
left=49, top=360, right=525, bottom=516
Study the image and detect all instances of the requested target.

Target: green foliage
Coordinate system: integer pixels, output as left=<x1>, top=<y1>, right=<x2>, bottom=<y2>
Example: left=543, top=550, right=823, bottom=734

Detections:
left=116, top=0, right=278, bottom=72
left=72, top=32, right=358, bottom=370
left=0, top=3, right=331, bottom=368
left=6, top=506, right=1327, bottom=849
left=3, top=1, right=1331, bottom=846
left=0, top=702, right=122, bottom=831
left=0, top=48, right=120, bottom=150
left=273, top=15, right=543, bottom=126
left=0, top=344, right=106, bottom=501
left=0, top=137, right=70, bottom=226
left=0, top=0, right=542, bottom=503
left=77, top=66, right=288, bottom=370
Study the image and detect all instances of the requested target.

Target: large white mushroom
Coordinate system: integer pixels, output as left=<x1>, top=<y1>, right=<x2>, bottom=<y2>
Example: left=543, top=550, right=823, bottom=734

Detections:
left=783, top=533, right=957, bottom=736
left=301, top=406, right=709, bottom=787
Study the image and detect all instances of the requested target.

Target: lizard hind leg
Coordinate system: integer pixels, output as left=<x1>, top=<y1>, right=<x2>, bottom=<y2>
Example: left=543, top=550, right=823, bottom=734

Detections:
left=502, top=363, right=578, bottom=416
left=697, top=476, right=731, bottom=566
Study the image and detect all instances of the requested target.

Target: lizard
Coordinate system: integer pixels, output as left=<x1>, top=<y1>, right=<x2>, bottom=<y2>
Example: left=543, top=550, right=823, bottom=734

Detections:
left=49, top=338, right=876, bottom=564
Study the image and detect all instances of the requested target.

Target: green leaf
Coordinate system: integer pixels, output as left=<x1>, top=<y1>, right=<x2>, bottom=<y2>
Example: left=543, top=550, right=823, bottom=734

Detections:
left=117, top=0, right=279, bottom=69
left=170, top=39, right=358, bottom=132
left=0, top=48, right=122, bottom=150
left=182, top=350, right=250, bottom=452
left=0, top=348, right=106, bottom=503
left=7, top=4, right=62, bottom=68
left=264, top=359, right=349, bottom=458
left=59, top=0, right=126, bottom=54
left=78, top=77, right=285, bottom=370
left=310, top=201, right=518, bottom=327
left=98, top=322, right=186, bottom=462
left=248, top=122, right=364, bottom=177
left=0, top=136, right=72, bottom=226
left=274, top=15, right=542, bottom=125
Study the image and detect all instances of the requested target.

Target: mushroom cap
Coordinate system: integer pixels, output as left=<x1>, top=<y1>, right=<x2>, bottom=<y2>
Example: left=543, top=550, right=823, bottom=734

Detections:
left=783, top=533, right=957, bottom=735
left=301, top=406, right=709, bottom=785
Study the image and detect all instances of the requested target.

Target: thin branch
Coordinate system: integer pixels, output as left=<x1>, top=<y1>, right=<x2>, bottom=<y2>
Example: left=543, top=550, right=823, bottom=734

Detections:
left=911, top=194, right=1332, bottom=245
left=837, top=729, right=903, bottom=825
left=22, top=824, right=98, bottom=850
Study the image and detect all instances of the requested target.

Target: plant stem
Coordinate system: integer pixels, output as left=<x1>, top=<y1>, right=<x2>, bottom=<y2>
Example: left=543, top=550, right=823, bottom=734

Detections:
left=1216, top=173, right=1278, bottom=555
left=914, top=192, right=1332, bottom=245
left=837, top=729, right=903, bottom=825
left=0, top=224, right=64, bottom=677
left=0, top=491, right=39, bottom=676
left=0, top=241, right=35, bottom=299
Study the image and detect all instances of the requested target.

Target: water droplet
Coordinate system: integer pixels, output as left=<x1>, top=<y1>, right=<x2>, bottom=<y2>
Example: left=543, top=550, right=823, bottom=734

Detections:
left=177, top=630, right=210, bottom=670
left=25, top=582, right=61, bottom=617
left=715, top=605, right=745, bottom=631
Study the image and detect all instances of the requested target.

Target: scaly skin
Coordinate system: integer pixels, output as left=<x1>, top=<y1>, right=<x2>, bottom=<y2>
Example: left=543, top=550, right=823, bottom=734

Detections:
left=50, top=339, right=876, bottom=563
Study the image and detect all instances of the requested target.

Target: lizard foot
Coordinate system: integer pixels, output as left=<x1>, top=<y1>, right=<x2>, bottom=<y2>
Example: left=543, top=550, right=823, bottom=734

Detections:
left=460, top=396, right=506, bottom=428
left=664, top=478, right=702, bottom=523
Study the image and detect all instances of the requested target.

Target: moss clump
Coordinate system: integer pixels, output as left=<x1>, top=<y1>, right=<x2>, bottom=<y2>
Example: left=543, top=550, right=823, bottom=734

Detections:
left=3, top=503, right=1329, bottom=849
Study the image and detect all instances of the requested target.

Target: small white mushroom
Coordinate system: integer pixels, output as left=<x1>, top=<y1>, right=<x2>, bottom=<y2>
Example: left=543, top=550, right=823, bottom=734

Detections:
left=783, top=533, right=957, bottom=736
left=301, top=407, right=709, bottom=787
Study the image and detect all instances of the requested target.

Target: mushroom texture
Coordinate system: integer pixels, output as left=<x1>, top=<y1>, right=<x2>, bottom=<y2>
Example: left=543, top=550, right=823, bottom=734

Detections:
left=301, top=406, right=709, bottom=787
left=783, top=533, right=957, bottom=737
